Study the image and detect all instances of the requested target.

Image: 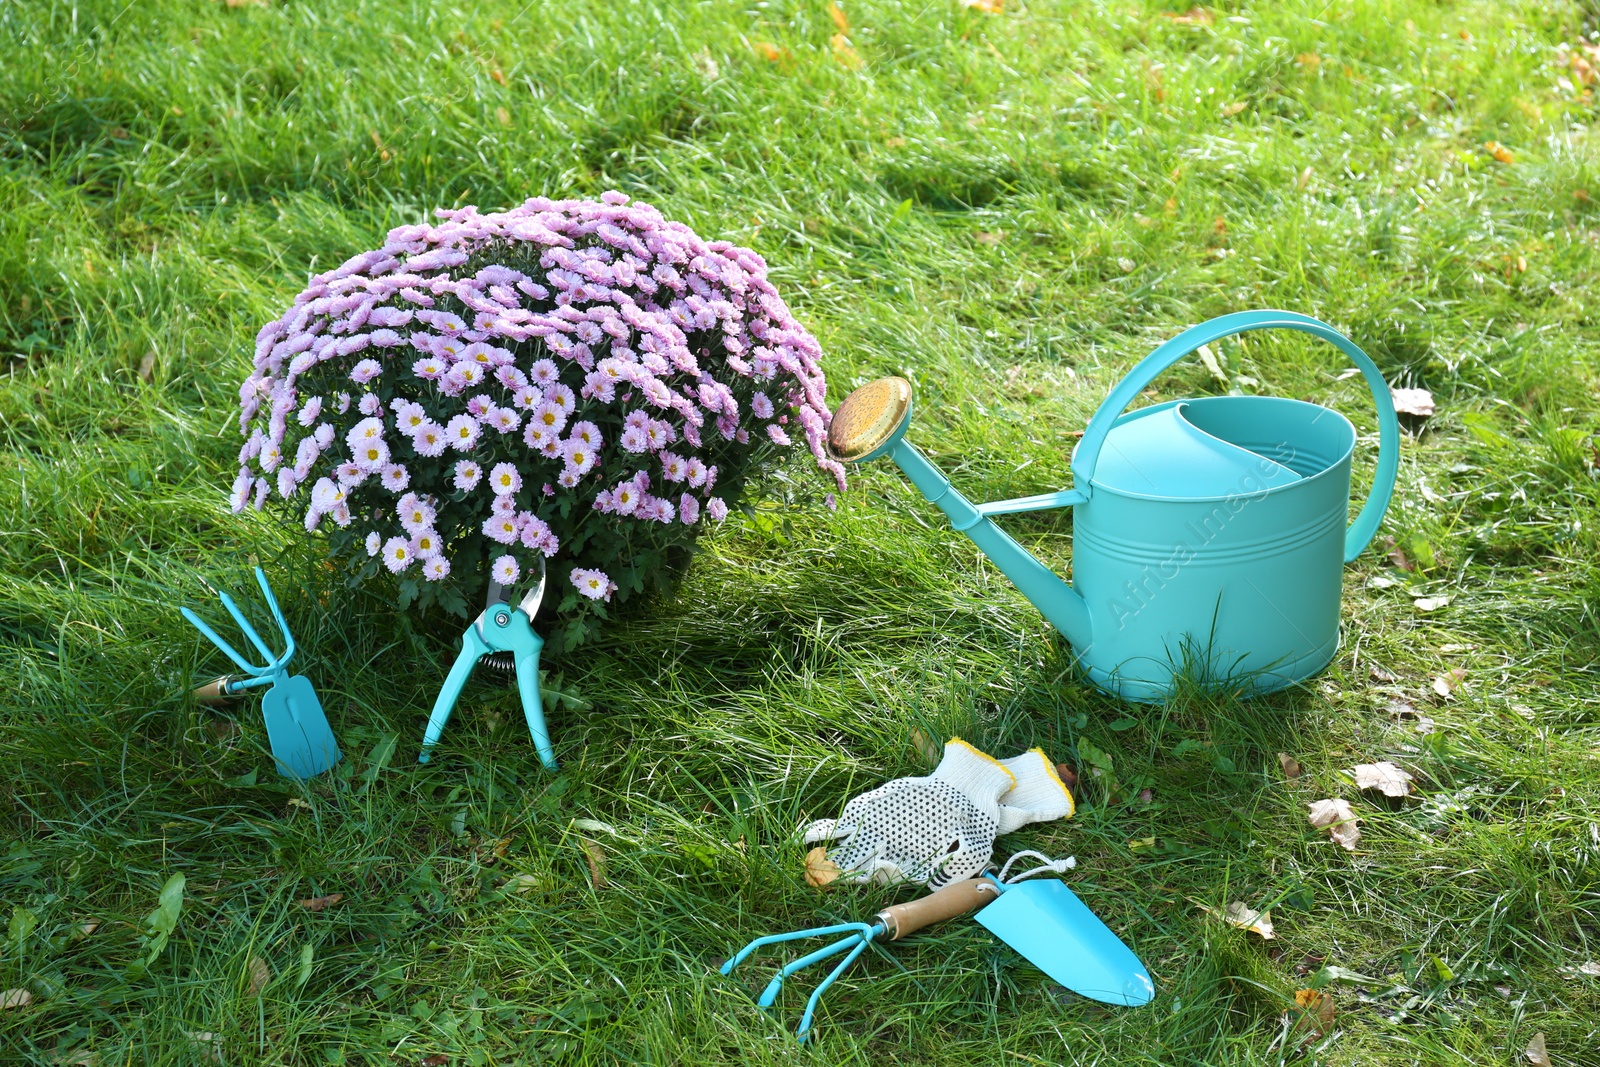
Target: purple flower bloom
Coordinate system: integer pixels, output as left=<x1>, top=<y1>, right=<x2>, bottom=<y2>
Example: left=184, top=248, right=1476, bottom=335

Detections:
left=365, top=531, right=382, bottom=556
left=751, top=392, right=774, bottom=419
left=349, top=358, right=382, bottom=384
left=423, top=556, right=451, bottom=581
left=483, top=513, right=520, bottom=545
left=706, top=497, right=728, bottom=521
left=358, top=393, right=384, bottom=416
left=619, top=425, right=649, bottom=453
left=678, top=494, right=701, bottom=524
left=563, top=438, right=597, bottom=476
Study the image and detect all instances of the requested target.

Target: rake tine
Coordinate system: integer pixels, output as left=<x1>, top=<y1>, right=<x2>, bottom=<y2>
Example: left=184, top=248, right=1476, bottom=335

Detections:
left=755, top=930, right=868, bottom=1008
left=720, top=921, right=867, bottom=977
left=251, top=567, right=298, bottom=665
left=796, top=933, right=876, bottom=1042
left=179, top=607, right=262, bottom=675
left=218, top=590, right=280, bottom=667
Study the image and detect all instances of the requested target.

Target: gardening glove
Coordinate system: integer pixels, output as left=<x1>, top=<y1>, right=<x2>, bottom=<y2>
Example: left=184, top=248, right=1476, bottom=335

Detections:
left=996, top=747, right=1076, bottom=834
left=803, top=739, right=1015, bottom=890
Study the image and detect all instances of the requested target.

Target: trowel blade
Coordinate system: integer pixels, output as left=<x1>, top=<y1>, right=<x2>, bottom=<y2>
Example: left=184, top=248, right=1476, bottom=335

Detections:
left=261, top=674, right=342, bottom=779
left=975, top=879, right=1154, bottom=1007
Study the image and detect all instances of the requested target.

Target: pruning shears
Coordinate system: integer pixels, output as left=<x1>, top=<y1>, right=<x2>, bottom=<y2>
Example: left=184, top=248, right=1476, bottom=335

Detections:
left=418, top=558, right=555, bottom=770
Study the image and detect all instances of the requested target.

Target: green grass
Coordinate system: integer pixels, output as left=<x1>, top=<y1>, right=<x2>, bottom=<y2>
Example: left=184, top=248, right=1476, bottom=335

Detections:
left=3, top=0, right=1599, bottom=1063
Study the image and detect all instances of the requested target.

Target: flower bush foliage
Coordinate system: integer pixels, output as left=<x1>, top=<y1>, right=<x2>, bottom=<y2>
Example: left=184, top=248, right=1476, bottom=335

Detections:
left=236, top=193, right=844, bottom=648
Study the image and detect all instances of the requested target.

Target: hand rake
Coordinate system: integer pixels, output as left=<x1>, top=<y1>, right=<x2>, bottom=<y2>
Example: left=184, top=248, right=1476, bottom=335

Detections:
left=181, top=567, right=342, bottom=779
left=722, top=863, right=1153, bottom=1041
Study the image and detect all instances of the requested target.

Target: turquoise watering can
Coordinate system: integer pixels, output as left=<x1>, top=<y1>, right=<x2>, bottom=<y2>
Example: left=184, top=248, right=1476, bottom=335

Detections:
left=829, top=310, right=1400, bottom=701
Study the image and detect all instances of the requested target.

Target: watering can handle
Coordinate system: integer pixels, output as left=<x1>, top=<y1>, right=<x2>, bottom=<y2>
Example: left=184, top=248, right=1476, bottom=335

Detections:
left=1070, top=310, right=1400, bottom=563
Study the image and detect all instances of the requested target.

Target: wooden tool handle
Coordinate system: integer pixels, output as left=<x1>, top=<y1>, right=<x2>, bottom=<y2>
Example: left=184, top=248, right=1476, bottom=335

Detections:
left=192, top=676, right=236, bottom=704
left=876, top=878, right=997, bottom=941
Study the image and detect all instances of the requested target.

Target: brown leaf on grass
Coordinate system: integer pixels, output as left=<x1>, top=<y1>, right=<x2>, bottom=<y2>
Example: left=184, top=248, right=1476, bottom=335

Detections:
left=1296, top=53, right=1322, bottom=69
left=246, top=956, right=271, bottom=996
left=827, top=1, right=849, bottom=32
left=580, top=838, right=606, bottom=888
left=490, top=69, right=507, bottom=86
left=1369, top=664, right=1397, bottom=683
left=1353, top=761, right=1414, bottom=797
left=1162, top=7, right=1213, bottom=24
left=1486, top=140, right=1515, bottom=165
left=804, top=846, right=841, bottom=888
left=1291, top=987, right=1335, bottom=1038
left=1221, top=101, right=1248, bottom=117
left=298, top=894, right=343, bottom=912
left=830, top=34, right=862, bottom=69
left=138, top=351, right=156, bottom=382
left=909, top=728, right=942, bottom=767
left=1525, top=1032, right=1550, bottom=1067
left=419, top=1056, right=450, bottom=1067
left=1391, top=386, right=1435, bottom=417
left=494, top=107, right=511, bottom=128
left=973, top=230, right=1005, bottom=245
left=959, top=0, right=1004, bottom=11
left=78, top=920, right=100, bottom=938
left=1432, top=668, right=1467, bottom=697
left=1297, top=165, right=1314, bottom=190
left=1379, top=535, right=1414, bottom=571
left=1277, top=753, right=1303, bottom=780
left=1413, top=595, right=1451, bottom=613
left=0, top=989, right=32, bottom=1009
left=1196, top=900, right=1275, bottom=938
left=753, top=41, right=788, bottom=63
left=1307, top=798, right=1360, bottom=851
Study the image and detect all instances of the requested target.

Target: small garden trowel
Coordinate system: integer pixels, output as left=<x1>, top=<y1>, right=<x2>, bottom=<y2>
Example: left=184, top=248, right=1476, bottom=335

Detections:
left=181, top=567, right=342, bottom=779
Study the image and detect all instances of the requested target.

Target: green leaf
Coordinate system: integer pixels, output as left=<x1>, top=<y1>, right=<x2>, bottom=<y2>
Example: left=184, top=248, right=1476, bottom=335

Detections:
left=1107, top=716, right=1138, bottom=732
left=1076, top=739, right=1113, bottom=774
left=359, top=733, right=399, bottom=793
left=297, top=944, right=314, bottom=988
left=143, top=873, right=186, bottom=961
left=1171, top=738, right=1206, bottom=758
left=8, top=907, right=37, bottom=945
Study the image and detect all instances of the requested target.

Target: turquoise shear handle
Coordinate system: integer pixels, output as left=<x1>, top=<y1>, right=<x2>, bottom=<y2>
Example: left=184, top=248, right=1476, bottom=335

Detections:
left=418, top=600, right=555, bottom=770
left=1071, top=309, right=1401, bottom=562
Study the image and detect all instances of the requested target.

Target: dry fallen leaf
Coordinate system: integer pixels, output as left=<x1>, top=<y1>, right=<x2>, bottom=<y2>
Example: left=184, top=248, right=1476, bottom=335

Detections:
left=1162, top=6, right=1214, bottom=25
left=1353, top=761, right=1414, bottom=797
left=1308, top=798, right=1361, bottom=851
left=1486, top=140, right=1515, bottom=165
left=804, top=846, right=842, bottom=888
left=1277, top=752, right=1303, bottom=780
left=1197, top=900, right=1275, bottom=939
left=830, top=34, right=862, bottom=69
left=1391, top=386, right=1435, bottom=417
left=1525, top=1032, right=1550, bottom=1067
left=959, top=0, right=1004, bottom=11
left=138, top=351, right=156, bottom=382
left=494, top=107, right=511, bottom=128
left=910, top=728, right=942, bottom=767
left=1558, top=960, right=1600, bottom=978
left=1296, top=53, right=1321, bottom=69
left=827, top=1, right=849, bottom=31
left=581, top=837, right=607, bottom=888
left=753, top=41, right=787, bottom=63
left=298, top=893, right=343, bottom=912
left=1297, top=165, right=1314, bottom=190
left=1369, top=664, right=1397, bottom=683
left=490, top=69, right=507, bottom=86
left=1413, top=595, right=1452, bottom=613
left=973, top=230, right=1005, bottom=245
left=246, top=956, right=271, bottom=996
left=1433, top=668, right=1467, bottom=697
left=1221, top=101, right=1249, bottom=117
left=0, top=989, right=32, bottom=1010
left=1291, top=987, right=1335, bottom=1038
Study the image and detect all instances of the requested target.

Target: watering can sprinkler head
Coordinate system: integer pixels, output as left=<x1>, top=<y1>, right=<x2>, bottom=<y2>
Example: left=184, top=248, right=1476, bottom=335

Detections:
left=829, top=376, right=914, bottom=464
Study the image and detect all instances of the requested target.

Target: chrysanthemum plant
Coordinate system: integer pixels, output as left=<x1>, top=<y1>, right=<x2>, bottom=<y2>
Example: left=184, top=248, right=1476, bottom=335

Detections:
left=236, top=193, right=844, bottom=651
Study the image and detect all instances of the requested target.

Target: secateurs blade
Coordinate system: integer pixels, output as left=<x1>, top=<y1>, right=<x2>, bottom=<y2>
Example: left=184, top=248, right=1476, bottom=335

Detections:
left=181, top=567, right=342, bottom=779
left=417, top=558, right=556, bottom=770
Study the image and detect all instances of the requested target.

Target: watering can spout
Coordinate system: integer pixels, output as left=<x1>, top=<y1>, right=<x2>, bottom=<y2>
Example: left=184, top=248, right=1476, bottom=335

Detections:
left=828, top=378, right=1094, bottom=651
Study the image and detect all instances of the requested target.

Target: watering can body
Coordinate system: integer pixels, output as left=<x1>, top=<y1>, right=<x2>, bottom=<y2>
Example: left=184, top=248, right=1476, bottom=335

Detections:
left=835, top=310, right=1400, bottom=701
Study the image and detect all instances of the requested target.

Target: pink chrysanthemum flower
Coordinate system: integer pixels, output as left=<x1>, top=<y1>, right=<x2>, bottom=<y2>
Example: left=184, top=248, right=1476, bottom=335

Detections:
left=483, top=513, right=520, bottom=545
left=381, top=464, right=410, bottom=492
left=660, top=452, right=687, bottom=482
left=492, top=555, right=520, bottom=584
left=414, top=421, right=447, bottom=457
left=350, top=358, right=382, bottom=384
left=453, top=460, right=483, bottom=491
left=706, top=497, right=729, bottom=521
left=445, top=413, right=480, bottom=451
left=489, top=462, right=522, bottom=496
left=423, top=556, right=451, bottom=581
left=563, top=438, right=596, bottom=476
left=383, top=536, right=414, bottom=573
left=413, top=528, right=442, bottom=558
left=365, top=531, right=382, bottom=556
left=568, top=420, right=601, bottom=448
left=570, top=567, right=613, bottom=601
